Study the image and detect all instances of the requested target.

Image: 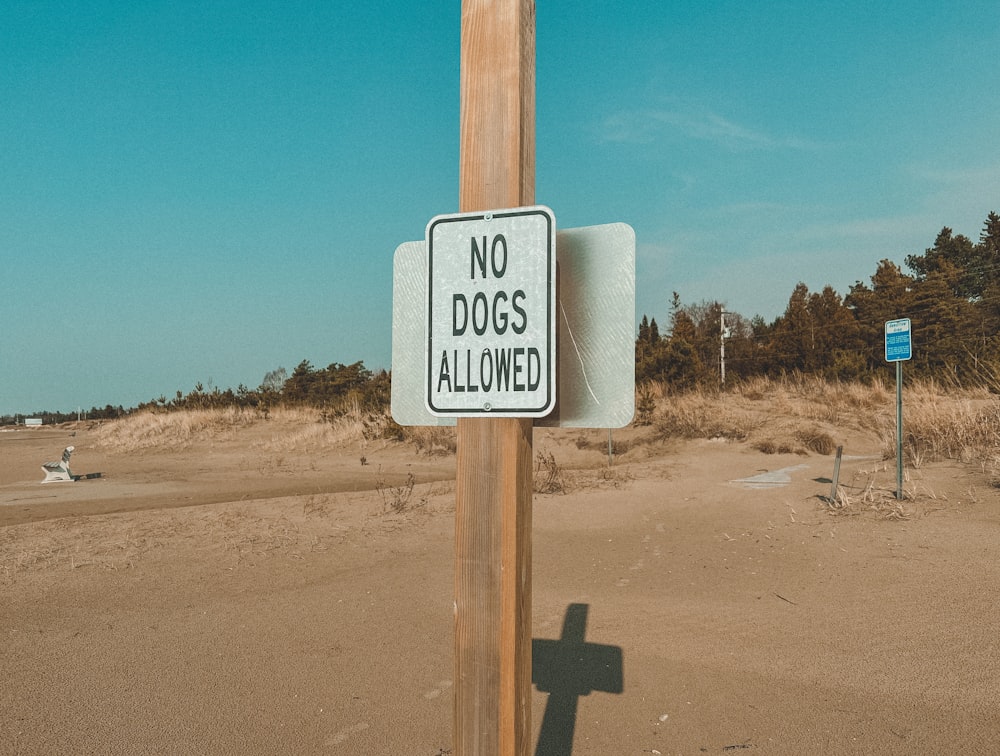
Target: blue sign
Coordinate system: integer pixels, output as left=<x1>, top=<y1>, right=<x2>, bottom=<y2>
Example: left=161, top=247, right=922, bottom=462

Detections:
left=885, top=318, right=912, bottom=362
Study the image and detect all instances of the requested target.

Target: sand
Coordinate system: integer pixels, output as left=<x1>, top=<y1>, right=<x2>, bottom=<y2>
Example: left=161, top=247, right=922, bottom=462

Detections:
left=2, top=422, right=998, bottom=755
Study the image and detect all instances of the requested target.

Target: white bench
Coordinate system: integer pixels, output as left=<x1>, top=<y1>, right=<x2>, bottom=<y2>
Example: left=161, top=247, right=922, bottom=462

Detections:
left=41, top=446, right=75, bottom=483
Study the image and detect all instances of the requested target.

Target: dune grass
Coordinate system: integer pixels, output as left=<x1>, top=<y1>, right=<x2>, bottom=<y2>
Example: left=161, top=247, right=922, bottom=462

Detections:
left=877, top=380, right=1000, bottom=468
left=92, top=404, right=377, bottom=453
left=92, top=377, right=999, bottom=481
left=641, top=375, right=999, bottom=470
left=92, top=403, right=455, bottom=456
left=93, top=405, right=263, bottom=452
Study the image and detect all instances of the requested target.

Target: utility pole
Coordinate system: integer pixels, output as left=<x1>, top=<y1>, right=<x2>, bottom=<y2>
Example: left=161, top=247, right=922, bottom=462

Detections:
left=720, top=309, right=727, bottom=386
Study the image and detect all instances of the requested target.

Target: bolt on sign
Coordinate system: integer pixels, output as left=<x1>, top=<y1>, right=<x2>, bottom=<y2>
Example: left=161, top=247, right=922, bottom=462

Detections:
left=426, top=205, right=556, bottom=417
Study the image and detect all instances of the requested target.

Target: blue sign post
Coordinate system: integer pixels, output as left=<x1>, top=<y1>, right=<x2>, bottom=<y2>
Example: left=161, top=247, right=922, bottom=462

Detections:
left=885, top=318, right=912, bottom=500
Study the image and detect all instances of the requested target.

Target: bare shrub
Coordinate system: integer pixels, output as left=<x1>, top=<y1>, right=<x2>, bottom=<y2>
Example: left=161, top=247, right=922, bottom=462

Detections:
left=796, top=428, right=837, bottom=455
left=754, top=439, right=778, bottom=454
left=609, top=437, right=633, bottom=456
left=375, top=472, right=419, bottom=513
left=533, top=451, right=565, bottom=494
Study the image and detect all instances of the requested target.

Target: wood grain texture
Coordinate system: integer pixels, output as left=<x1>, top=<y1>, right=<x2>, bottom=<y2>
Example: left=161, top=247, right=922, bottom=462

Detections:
left=455, top=1, right=535, bottom=754
left=459, top=0, right=535, bottom=212
left=454, top=417, right=533, bottom=756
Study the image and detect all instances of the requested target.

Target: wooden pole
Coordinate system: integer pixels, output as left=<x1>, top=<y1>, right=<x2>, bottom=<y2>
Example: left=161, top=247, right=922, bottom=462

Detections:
left=455, top=1, right=535, bottom=755
left=830, top=445, right=843, bottom=503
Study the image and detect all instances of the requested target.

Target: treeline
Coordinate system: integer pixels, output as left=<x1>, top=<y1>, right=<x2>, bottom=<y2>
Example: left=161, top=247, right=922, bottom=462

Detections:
left=131, top=360, right=390, bottom=417
left=0, top=405, right=128, bottom=426
left=6, top=212, right=998, bottom=426
left=0, top=361, right=389, bottom=426
left=638, top=212, right=1000, bottom=387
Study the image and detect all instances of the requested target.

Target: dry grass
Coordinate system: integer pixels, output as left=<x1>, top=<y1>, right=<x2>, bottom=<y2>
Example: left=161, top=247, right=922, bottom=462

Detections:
left=93, top=406, right=263, bottom=452
left=642, top=376, right=1000, bottom=471
left=533, top=451, right=566, bottom=494
left=404, top=426, right=457, bottom=456
left=90, top=377, right=999, bottom=479
left=796, top=428, right=838, bottom=455
left=821, top=462, right=912, bottom=519
left=874, top=381, right=1000, bottom=467
left=531, top=449, right=635, bottom=495
left=375, top=472, right=422, bottom=513
left=94, top=404, right=458, bottom=458
left=650, top=391, right=764, bottom=442
left=731, top=374, right=891, bottom=420
left=255, top=408, right=371, bottom=453
left=93, top=405, right=393, bottom=454
left=816, top=460, right=957, bottom=520
left=645, top=377, right=847, bottom=453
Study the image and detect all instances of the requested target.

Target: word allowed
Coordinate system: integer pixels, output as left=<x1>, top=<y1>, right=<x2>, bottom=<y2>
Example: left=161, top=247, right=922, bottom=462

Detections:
left=437, top=346, right=542, bottom=393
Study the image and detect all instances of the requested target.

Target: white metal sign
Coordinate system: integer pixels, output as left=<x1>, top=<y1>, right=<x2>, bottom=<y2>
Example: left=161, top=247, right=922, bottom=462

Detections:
left=426, top=206, right=556, bottom=417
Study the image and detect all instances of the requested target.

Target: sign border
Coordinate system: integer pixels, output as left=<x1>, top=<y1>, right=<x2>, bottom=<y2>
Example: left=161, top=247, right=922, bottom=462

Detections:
left=884, top=317, right=912, bottom=362
left=426, top=205, right=556, bottom=417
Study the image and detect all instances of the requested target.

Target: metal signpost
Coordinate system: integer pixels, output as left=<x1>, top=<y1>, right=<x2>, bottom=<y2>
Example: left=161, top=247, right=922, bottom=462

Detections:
left=885, top=318, right=912, bottom=500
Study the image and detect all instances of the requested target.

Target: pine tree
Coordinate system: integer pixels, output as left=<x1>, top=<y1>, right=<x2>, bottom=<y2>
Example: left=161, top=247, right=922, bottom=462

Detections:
left=845, top=260, right=915, bottom=373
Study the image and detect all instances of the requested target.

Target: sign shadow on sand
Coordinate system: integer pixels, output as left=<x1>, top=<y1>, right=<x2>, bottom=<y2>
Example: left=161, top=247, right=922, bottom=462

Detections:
left=532, top=603, right=624, bottom=756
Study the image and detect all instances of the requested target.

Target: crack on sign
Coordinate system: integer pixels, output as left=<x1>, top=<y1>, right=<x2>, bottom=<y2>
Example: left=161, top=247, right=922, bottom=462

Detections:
left=560, top=300, right=600, bottom=405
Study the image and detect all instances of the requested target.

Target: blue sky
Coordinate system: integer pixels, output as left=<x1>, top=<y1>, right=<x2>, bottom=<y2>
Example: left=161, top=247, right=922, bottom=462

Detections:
left=2, top=1, right=998, bottom=415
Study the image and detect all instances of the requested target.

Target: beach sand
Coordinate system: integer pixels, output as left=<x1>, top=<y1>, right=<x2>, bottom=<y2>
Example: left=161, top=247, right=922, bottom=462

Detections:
left=2, top=420, right=998, bottom=754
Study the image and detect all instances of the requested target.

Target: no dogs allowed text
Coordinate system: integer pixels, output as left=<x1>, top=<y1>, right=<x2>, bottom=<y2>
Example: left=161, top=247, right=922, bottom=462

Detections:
left=426, top=206, right=556, bottom=417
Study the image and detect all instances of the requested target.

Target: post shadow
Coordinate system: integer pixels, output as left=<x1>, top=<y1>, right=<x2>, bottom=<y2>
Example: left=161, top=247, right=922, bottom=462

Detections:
left=532, top=603, right=624, bottom=756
